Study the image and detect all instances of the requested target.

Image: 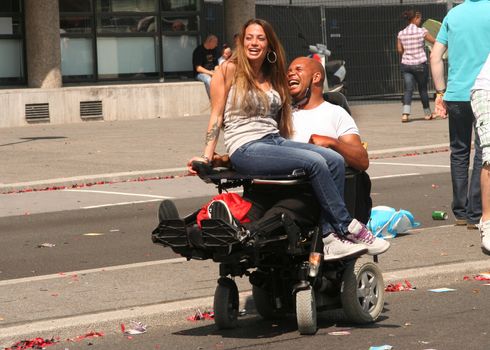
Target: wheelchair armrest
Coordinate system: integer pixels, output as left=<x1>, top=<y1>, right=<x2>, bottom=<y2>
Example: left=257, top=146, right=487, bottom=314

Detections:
left=192, top=160, right=308, bottom=184
left=191, top=161, right=238, bottom=184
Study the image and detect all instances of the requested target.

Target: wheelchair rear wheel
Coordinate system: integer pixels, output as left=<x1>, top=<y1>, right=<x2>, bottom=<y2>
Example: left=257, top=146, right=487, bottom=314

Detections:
left=340, top=260, right=384, bottom=324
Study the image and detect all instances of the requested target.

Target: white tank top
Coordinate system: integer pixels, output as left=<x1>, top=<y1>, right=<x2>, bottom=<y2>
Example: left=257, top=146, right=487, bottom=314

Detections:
left=223, top=86, right=282, bottom=156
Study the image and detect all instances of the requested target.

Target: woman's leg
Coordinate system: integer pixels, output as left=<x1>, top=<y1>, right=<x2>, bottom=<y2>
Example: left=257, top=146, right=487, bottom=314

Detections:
left=413, top=63, right=432, bottom=116
left=230, top=135, right=352, bottom=234
left=401, top=64, right=415, bottom=116
left=281, top=139, right=346, bottom=196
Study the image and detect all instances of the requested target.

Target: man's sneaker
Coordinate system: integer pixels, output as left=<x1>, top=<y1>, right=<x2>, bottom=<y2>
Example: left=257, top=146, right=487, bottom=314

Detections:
left=455, top=218, right=467, bottom=226
left=207, top=200, right=235, bottom=226
left=479, top=219, right=490, bottom=253
left=322, top=234, right=367, bottom=261
left=346, top=218, right=390, bottom=255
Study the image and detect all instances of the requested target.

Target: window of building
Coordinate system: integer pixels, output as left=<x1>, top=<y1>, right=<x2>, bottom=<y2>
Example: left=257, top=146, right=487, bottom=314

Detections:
left=161, top=0, right=199, bottom=78
left=59, top=0, right=201, bottom=83
left=0, top=0, right=24, bottom=85
left=60, top=0, right=95, bottom=81
left=95, top=0, right=159, bottom=79
left=161, top=0, right=199, bottom=12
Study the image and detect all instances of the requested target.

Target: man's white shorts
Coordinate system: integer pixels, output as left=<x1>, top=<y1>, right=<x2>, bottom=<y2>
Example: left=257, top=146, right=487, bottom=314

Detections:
left=471, top=90, right=490, bottom=166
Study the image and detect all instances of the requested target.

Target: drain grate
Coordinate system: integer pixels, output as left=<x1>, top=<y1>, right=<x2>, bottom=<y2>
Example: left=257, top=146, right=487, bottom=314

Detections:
left=80, top=100, right=103, bottom=120
left=25, top=103, right=50, bottom=123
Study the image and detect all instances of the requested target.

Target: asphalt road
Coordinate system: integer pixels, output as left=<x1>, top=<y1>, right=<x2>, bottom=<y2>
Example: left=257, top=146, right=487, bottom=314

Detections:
left=5, top=279, right=488, bottom=350
left=0, top=197, right=206, bottom=280
left=0, top=170, right=452, bottom=280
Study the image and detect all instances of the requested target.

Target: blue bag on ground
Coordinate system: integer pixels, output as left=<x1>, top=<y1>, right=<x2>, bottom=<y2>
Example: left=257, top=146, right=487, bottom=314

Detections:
left=367, top=206, right=420, bottom=239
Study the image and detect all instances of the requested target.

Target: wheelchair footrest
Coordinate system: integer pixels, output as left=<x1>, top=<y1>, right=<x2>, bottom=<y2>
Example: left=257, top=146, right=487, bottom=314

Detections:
left=152, top=219, right=189, bottom=248
left=201, top=219, right=243, bottom=248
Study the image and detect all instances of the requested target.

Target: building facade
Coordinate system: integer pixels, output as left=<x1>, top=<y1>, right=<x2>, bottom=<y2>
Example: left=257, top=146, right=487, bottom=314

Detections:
left=1, top=0, right=255, bottom=128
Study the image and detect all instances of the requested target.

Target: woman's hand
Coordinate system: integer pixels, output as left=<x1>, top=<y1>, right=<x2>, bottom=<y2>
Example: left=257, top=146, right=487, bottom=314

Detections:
left=187, top=156, right=209, bottom=174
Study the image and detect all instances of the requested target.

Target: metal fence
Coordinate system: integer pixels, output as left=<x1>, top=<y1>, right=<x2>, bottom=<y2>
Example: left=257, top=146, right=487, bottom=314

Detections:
left=203, top=0, right=459, bottom=99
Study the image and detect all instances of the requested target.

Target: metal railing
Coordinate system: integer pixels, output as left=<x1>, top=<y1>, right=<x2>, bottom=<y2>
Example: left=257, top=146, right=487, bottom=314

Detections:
left=203, top=0, right=460, bottom=99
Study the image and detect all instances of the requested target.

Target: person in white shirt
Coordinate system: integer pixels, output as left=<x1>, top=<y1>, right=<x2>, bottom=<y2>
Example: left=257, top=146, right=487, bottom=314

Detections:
left=288, top=56, right=368, bottom=172
left=471, top=53, right=490, bottom=253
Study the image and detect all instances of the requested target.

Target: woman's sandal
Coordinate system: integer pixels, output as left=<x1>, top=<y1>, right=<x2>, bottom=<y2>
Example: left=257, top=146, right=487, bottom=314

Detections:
left=424, top=113, right=437, bottom=120
left=401, top=114, right=409, bottom=123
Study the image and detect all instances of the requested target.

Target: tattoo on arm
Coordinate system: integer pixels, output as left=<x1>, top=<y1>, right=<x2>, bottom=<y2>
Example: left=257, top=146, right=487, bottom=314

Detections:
left=205, top=121, right=219, bottom=145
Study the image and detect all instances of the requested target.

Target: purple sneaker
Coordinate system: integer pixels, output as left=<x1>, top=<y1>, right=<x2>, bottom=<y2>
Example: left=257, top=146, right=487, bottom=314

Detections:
left=345, top=219, right=390, bottom=255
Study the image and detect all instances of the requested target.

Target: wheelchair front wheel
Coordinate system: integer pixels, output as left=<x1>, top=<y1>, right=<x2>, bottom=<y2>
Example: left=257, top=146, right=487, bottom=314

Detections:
left=214, top=278, right=239, bottom=329
left=295, top=286, right=317, bottom=335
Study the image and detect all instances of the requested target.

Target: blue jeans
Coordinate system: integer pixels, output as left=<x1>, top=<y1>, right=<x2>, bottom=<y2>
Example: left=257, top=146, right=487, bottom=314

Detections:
left=196, top=73, right=211, bottom=98
left=230, top=133, right=352, bottom=235
left=400, top=63, right=431, bottom=116
left=446, top=101, right=483, bottom=224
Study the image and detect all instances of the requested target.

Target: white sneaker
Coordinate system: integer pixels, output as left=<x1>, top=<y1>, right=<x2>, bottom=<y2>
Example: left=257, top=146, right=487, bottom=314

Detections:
left=345, top=218, right=391, bottom=255
left=479, top=219, right=490, bottom=253
left=322, top=234, right=367, bottom=261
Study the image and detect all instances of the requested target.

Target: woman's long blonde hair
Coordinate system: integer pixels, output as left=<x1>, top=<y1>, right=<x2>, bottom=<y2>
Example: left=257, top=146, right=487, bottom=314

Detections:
left=230, top=18, right=292, bottom=138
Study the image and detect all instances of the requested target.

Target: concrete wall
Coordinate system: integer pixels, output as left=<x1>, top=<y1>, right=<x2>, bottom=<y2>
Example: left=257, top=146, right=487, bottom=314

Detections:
left=0, top=82, right=210, bottom=128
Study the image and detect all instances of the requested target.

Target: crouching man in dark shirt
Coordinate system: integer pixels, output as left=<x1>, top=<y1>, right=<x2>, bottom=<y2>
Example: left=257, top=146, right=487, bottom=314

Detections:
left=192, top=34, right=219, bottom=98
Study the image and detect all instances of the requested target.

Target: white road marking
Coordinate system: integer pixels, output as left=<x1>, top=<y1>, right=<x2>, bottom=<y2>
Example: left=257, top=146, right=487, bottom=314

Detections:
left=371, top=173, right=420, bottom=180
left=82, top=198, right=164, bottom=209
left=64, top=189, right=172, bottom=199
left=409, top=224, right=454, bottom=233
left=371, top=161, right=450, bottom=168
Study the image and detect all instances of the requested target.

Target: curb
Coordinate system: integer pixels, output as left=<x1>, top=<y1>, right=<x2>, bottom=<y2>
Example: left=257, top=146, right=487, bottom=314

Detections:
left=0, top=168, right=189, bottom=194
left=1, top=258, right=489, bottom=347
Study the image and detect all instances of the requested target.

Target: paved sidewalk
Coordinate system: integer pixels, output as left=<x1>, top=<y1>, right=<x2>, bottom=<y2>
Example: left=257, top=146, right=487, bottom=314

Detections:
left=0, top=102, right=449, bottom=193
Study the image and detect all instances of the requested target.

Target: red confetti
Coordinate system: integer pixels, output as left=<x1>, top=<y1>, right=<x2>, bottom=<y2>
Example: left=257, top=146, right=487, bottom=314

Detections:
left=67, top=331, right=104, bottom=342
left=4, top=337, right=57, bottom=350
left=385, top=280, right=415, bottom=292
left=475, top=275, right=490, bottom=281
left=187, top=310, right=214, bottom=321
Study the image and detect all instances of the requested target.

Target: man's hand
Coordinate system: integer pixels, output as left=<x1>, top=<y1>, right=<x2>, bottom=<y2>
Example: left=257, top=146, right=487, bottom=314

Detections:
left=434, top=95, right=447, bottom=118
left=309, top=134, right=335, bottom=148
